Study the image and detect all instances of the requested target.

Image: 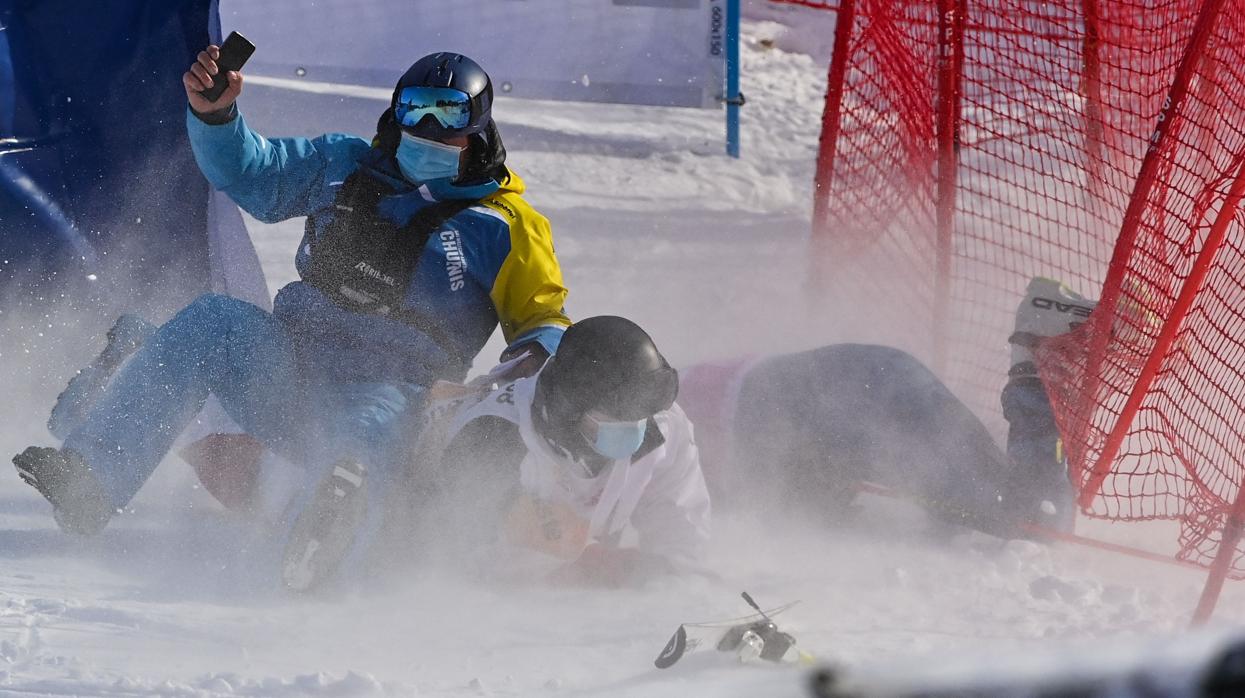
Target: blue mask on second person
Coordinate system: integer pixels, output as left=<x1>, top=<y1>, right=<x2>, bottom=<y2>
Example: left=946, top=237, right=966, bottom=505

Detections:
left=395, top=131, right=463, bottom=184
left=586, top=417, right=648, bottom=461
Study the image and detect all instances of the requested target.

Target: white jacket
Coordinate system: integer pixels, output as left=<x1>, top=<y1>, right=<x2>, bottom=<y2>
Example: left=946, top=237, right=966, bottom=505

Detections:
left=445, top=372, right=712, bottom=566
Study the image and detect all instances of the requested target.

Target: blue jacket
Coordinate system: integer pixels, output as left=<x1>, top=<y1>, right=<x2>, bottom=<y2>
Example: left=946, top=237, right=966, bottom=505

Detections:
left=186, top=108, right=570, bottom=387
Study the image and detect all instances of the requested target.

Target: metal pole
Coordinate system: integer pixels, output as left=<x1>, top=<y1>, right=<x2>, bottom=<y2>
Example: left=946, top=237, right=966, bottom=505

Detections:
left=726, top=0, right=742, bottom=158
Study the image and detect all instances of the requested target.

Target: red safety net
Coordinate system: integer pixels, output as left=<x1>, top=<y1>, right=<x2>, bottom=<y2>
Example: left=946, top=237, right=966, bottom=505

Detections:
left=776, top=0, right=1245, bottom=575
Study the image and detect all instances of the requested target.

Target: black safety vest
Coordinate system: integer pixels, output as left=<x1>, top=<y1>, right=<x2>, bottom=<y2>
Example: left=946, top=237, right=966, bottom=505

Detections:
left=305, top=171, right=474, bottom=337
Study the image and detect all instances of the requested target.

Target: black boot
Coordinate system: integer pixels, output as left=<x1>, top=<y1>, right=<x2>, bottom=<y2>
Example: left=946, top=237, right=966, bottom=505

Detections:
left=13, top=446, right=115, bottom=535
left=281, top=458, right=369, bottom=592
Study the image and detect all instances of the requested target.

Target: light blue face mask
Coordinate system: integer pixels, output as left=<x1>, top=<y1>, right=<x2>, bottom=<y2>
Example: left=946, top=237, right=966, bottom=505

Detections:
left=395, top=131, right=462, bottom=184
left=581, top=412, right=648, bottom=461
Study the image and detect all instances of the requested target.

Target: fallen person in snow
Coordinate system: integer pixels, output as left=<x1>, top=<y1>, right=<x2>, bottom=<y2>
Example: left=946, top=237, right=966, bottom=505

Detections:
left=678, top=345, right=1036, bottom=537
left=275, top=315, right=710, bottom=589
left=11, top=46, right=572, bottom=593
left=679, top=277, right=1088, bottom=537
left=386, top=315, right=710, bottom=588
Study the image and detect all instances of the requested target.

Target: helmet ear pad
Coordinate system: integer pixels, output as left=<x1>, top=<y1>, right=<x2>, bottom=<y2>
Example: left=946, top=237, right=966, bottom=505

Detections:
left=459, top=120, right=508, bottom=185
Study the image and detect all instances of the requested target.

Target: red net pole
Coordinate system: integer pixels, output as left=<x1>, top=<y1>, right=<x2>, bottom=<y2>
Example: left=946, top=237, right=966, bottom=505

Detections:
left=1076, top=0, right=1229, bottom=509
left=1193, top=477, right=1245, bottom=624
left=811, top=0, right=856, bottom=241
left=1182, top=153, right=1245, bottom=624
left=1080, top=0, right=1104, bottom=209
left=933, top=0, right=965, bottom=375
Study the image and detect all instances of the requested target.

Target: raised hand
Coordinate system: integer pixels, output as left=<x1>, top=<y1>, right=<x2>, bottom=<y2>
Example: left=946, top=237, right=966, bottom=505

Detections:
left=183, top=45, right=243, bottom=114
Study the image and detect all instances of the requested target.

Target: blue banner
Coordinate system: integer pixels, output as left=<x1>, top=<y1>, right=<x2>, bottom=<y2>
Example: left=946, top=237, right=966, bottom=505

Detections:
left=1, top=0, right=265, bottom=318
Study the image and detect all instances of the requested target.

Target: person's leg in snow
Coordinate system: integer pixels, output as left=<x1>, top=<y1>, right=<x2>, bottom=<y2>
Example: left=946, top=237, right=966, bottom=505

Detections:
left=47, top=313, right=157, bottom=440
left=1001, top=277, right=1096, bottom=533
left=45, top=310, right=274, bottom=515
left=12, top=293, right=312, bottom=534
left=280, top=381, right=428, bottom=592
left=14, top=294, right=430, bottom=590
left=733, top=344, right=1035, bottom=538
left=281, top=456, right=370, bottom=592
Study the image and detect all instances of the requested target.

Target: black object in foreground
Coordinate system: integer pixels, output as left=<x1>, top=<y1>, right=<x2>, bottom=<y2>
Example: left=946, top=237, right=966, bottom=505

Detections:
left=653, top=592, right=804, bottom=669
left=200, top=31, right=255, bottom=103
left=654, top=625, right=688, bottom=669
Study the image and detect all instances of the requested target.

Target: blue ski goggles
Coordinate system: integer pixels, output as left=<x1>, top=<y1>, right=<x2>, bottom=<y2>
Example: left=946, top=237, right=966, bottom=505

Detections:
left=394, top=85, right=473, bottom=132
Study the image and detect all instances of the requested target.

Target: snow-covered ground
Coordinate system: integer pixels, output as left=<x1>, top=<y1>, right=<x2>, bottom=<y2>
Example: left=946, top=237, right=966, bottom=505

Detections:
left=3, top=6, right=1245, bottom=697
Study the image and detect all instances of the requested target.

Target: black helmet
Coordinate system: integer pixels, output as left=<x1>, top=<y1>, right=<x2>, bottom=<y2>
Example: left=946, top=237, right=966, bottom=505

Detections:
left=534, top=317, right=678, bottom=455
left=375, top=52, right=506, bottom=184
left=392, top=52, right=494, bottom=140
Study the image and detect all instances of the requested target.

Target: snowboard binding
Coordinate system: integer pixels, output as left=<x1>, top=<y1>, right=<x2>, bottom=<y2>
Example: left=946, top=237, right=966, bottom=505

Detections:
left=715, top=618, right=798, bottom=663
left=654, top=591, right=808, bottom=669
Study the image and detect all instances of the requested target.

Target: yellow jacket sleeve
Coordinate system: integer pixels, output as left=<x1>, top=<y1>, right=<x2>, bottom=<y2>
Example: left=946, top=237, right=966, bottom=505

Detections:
left=484, top=193, right=572, bottom=349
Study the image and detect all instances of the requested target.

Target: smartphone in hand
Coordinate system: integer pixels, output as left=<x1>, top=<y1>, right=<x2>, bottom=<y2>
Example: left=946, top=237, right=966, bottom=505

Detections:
left=200, top=31, right=256, bottom=103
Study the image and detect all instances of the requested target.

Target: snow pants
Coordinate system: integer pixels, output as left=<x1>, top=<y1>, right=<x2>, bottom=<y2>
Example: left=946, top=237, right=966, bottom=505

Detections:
left=63, top=293, right=424, bottom=554
left=731, top=344, right=1019, bottom=533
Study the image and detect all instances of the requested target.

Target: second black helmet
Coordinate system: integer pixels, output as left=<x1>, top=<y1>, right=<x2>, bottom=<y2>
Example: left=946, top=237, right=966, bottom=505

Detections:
left=535, top=316, right=679, bottom=441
